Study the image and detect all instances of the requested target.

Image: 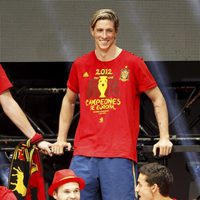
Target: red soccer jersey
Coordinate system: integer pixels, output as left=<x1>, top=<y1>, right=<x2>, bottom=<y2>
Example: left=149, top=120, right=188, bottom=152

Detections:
left=67, top=50, right=157, bottom=162
left=0, top=64, right=13, bottom=95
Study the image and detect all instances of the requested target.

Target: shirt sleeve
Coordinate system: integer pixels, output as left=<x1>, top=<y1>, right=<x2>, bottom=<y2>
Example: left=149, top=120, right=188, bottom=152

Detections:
left=67, top=61, right=79, bottom=93
left=135, top=59, right=157, bottom=93
left=0, top=65, right=13, bottom=95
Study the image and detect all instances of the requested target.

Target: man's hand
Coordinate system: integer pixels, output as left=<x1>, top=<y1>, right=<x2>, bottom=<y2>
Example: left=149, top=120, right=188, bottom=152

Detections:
left=153, top=138, right=173, bottom=157
left=37, top=141, right=53, bottom=156
left=51, top=141, right=72, bottom=155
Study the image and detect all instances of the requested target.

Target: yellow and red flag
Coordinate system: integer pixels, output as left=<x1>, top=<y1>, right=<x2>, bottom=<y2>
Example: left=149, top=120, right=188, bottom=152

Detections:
left=8, top=140, right=46, bottom=200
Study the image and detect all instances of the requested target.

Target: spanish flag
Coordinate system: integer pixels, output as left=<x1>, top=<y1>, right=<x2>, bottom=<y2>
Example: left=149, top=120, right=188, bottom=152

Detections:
left=8, top=140, right=46, bottom=200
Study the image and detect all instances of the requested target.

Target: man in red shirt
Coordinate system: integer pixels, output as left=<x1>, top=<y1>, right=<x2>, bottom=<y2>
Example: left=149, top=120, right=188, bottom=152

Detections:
left=52, top=9, right=173, bottom=200
left=136, top=162, right=177, bottom=200
left=0, top=64, right=52, bottom=155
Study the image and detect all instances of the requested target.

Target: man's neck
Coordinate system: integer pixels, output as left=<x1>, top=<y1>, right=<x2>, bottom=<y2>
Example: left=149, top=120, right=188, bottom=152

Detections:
left=95, top=46, right=122, bottom=62
left=154, top=195, right=173, bottom=200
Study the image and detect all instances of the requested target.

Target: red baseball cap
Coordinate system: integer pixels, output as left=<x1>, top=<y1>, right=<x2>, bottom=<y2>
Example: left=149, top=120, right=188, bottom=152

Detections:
left=48, top=169, right=85, bottom=196
left=0, top=186, right=17, bottom=200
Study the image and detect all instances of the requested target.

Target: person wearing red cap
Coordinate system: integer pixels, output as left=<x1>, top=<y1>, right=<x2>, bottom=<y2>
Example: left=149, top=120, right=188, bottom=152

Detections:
left=48, top=169, right=85, bottom=200
left=0, top=186, right=17, bottom=200
left=0, top=64, right=52, bottom=155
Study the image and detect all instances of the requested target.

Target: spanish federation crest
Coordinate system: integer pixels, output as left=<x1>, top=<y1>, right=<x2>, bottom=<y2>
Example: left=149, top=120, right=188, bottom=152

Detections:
left=120, top=66, right=129, bottom=82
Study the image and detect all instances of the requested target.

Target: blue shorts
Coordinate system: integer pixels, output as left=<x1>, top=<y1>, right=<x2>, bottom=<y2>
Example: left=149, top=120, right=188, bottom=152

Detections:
left=70, top=156, right=138, bottom=200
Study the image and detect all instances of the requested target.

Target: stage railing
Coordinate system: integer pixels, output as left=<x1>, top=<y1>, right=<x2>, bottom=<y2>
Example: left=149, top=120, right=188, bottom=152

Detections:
left=0, top=137, right=199, bottom=152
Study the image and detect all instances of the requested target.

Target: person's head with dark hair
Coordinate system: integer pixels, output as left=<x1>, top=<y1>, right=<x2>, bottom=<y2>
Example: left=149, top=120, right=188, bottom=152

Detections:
left=135, top=162, right=175, bottom=200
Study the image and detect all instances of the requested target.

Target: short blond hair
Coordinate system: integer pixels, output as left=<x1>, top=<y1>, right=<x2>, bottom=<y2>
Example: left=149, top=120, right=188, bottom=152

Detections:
left=90, top=9, right=119, bottom=32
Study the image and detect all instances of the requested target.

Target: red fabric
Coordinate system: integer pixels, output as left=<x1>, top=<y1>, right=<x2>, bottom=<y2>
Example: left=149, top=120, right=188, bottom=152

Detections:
left=25, top=151, right=46, bottom=200
left=30, top=133, right=43, bottom=144
left=0, top=65, right=13, bottom=95
left=0, top=186, right=17, bottom=200
left=67, top=50, right=157, bottom=162
left=8, top=143, right=32, bottom=199
left=48, top=169, right=85, bottom=196
left=9, top=141, right=46, bottom=200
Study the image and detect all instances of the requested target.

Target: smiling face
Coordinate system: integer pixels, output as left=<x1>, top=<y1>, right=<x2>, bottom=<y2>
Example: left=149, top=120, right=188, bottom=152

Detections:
left=135, top=173, right=155, bottom=200
left=53, top=182, right=80, bottom=200
left=90, top=19, right=117, bottom=52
